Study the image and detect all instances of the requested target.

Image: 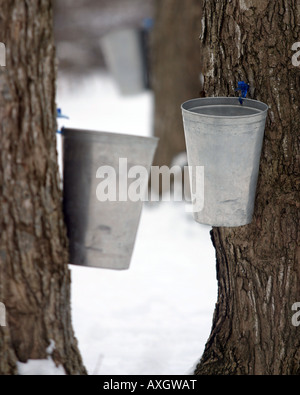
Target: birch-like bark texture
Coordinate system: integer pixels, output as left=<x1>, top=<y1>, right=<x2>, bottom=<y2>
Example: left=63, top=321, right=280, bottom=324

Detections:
left=195, top=0, right=300, bottom=375
left=0, top=0, right=86, bottom=375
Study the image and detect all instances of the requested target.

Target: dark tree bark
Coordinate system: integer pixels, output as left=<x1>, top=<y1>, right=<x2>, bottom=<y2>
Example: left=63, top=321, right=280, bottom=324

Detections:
left=195, top=0, right=300, bottom=375
left=152, top=0, right=202, bottom=169
left=0, top=0, right=86, bottom=375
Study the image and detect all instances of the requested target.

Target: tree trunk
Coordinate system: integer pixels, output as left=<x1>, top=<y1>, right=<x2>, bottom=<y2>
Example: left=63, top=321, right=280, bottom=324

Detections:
left=151, top=0, right=202, bottom=169
left=0, top=0, right=86, bottom=375
left=195, top=0, right=300, bottom=375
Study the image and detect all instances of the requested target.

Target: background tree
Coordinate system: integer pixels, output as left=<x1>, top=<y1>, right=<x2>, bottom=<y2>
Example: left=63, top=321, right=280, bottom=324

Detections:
left=53, top=0, right=154, bottom=75
left=151, top=0, right=202, bottom=169
left=195, top=0, right=300, bottom=375
left=0, top=0, right=86, bottom=375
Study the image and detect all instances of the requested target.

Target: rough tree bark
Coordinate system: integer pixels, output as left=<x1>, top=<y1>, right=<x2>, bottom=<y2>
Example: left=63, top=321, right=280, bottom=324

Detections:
left=152, top=0, right=202, bottom=169
left=195, top=0, right=300, bottom=375
left=0, top=0, right=86, bottom=375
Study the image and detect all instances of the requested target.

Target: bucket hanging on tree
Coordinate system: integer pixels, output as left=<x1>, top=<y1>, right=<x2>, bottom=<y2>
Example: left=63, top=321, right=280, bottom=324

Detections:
left=181, top=90, right=268, bottom=227
left=62, top=128, right=158, bottom=270
left=100, top=28, right=146, bottom=96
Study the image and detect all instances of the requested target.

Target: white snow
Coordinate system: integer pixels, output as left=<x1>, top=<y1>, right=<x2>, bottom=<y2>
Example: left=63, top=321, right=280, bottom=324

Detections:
left=46, top=340, right=56, bottom=355
left=56, top=72, right=217, bottom=375
left=17, top=359, right=66, bottom=376
left=56, top=72, right=153, bottom=137
left=17, top=340, right=66, bottom=376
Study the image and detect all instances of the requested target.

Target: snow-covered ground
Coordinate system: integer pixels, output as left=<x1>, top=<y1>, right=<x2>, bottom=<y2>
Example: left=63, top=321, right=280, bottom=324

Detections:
left=56, top=73, right=218, bottom=375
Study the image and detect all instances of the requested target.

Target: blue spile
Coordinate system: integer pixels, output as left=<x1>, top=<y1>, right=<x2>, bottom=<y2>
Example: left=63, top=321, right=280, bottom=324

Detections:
left=57, top=108, right=69, bottom=120
left=56, top=108, right=69, bottom=134
left=236, top=81, right=250, bottom=105
left=143, top=18, right=154, bottom=30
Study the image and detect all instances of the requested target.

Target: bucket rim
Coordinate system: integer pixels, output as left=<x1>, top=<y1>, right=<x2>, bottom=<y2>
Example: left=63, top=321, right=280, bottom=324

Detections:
left=181, top=97, right=269, bottom=119
left=100, top=26, right=140, bottom=40
left=62, top=128, right=159, bottom=145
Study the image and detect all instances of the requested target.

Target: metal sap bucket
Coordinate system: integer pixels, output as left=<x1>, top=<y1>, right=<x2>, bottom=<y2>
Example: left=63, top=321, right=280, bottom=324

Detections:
left=181, top=97, right=268, bottom=227
left=62, top=129, right=158, bottom=270
left=100, top=28, right=146, bottom=95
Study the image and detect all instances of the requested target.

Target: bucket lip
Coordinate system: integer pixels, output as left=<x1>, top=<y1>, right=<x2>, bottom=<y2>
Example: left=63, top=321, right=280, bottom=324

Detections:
left=100, top=26, right=139, bottom=40
left=62, top=128, right=159, bottom=145
left=181, top=97, right=269, bottom=119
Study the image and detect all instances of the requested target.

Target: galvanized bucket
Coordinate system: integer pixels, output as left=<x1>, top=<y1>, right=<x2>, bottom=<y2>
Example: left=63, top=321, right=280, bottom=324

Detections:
left=181, top=97, right=268, bottom=227
left=62, top=128, right=158, bottom=270
left=100, top=28, right=145, bottom=95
